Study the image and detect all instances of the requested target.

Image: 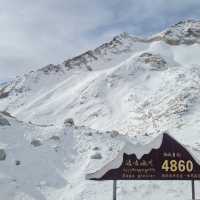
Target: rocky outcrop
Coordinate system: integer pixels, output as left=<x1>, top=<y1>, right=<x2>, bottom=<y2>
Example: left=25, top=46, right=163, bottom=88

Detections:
left=31, top=139, right=42, bottom=147
left=0, top=149, right=6, bottom=161
left=39, top=64, right=63, bottom=74
left=0, top=85, right=10, bottom=99
left=90, top=152, right=102, bottom=159
left=15, top=160, right=21, bottom=165
left=110, top=130, right=120, bottom=138
left=49, top=135, right=60, bottom=141
left=64, top=50, right=97, bottom=71
left=161, top=20, right=200, bottom=45
left=64, top=118, right=75, bottom=126
left=0, top=115, right=11, bottom=126
left=138, top=53, right=167, bottom=71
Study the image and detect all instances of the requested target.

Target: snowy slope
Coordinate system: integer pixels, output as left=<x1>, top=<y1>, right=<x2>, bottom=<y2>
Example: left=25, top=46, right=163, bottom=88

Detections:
left=1, top=112, right=200, bottom=200
left=1, top=20, right=200, bottom=135
left=1, top=19, right=200, bottom=200
left=0, top=112, right=125, bottom=200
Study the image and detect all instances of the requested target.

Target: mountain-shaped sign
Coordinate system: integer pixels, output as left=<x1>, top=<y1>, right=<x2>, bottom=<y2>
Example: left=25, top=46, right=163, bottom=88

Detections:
left=86, top=133, right=200, bottom=180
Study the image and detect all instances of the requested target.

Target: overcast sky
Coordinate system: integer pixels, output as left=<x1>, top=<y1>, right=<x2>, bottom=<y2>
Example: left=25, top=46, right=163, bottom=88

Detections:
left=0, top=0, right=200, bottom=82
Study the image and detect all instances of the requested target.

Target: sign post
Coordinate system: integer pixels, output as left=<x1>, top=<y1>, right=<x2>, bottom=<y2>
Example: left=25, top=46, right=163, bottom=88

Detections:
left=113, top=180, right=117, bottom=200
left=192, top=180, right=195, bottom=200
left=86, top=133, right=200, bottom=200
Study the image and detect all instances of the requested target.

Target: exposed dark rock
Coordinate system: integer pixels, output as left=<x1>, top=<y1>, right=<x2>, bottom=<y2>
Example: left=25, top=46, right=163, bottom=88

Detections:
left=15, top=160, right=21, bottom=165
left=0, top=84, right=10, bottom=99
left=64, top=118, right=75, bottom=126
left=31, top=139, right=42, bottom=147
left=39, top=64, right=62, bottom=74
left=95, top=131, right=103, bottom=135
left=64, top=50, right=97, bottom=71
left=49, top=136, right=60, bottom=141
left=0, top=115, right=11, bottom=126
left=0, top=149, right=6, bottom=161
left=90, top=153, right=102, bottom=159
left=86, top=65, right=93, bottom=71
left=85, top=132, right=93, bottom=136
left=162, top=20, right=200, bottom=45
left=0, top=91, right=9, bottom=99
left=92, top=146, right=100, bottom=151
left=139, top=53, right=167, bottom=71
left=109, top=147, right=113, bottom=151
left=1, top=111, right=13, bottom=118
left=163, top=37, right=181, bottom=45
left=110, top=130, right=120, bottom=138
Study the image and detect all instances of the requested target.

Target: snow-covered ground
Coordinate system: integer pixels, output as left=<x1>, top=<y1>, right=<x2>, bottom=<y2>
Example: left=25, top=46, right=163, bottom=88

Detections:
left=1, top=19, right=200, bottom=199
left=1, top=112, right=200, bottom=200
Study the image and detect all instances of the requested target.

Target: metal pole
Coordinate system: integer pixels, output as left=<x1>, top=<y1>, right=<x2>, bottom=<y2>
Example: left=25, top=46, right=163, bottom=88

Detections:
left=113, top=180, right=117, bottom=200
left=192, top=180, right=195, bottom=200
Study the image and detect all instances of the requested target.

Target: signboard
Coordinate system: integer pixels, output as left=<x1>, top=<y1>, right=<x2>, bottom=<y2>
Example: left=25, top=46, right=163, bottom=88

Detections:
left=87, top=133, right=200, bottom=180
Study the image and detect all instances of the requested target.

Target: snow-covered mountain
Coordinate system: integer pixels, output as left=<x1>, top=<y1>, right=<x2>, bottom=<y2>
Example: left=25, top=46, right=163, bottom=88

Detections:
left=1, top=19, right=200, bottom=200
left=1, top=20, right=200, bottom=134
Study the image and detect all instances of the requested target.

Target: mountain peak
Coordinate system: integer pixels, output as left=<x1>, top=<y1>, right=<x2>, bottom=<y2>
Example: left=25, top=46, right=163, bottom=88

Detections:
left=173, top=19, right=200, bottom=26
left=113, top=32, right=131, bottom=40
left=159, top=19, right=200, bottom=45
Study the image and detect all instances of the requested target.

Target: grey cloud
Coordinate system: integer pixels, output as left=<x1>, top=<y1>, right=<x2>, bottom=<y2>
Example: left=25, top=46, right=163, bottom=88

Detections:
left=0, top=0, right=200, bottom=81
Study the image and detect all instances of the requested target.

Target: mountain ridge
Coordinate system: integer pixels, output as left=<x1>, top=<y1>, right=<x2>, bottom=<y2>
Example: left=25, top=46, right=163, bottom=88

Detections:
left=1, top=19, right=200, bottom=92
left=1, top=20, right=200, bottom=133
